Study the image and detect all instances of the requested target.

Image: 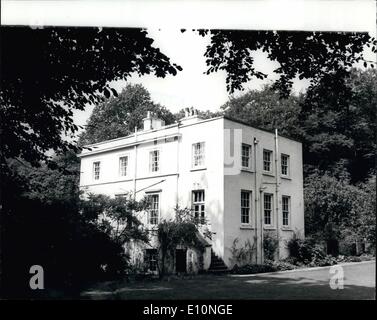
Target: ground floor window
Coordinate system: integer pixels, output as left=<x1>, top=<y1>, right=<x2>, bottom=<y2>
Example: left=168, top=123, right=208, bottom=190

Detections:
left=241, top=190, right=251, bottom=224
left=145, top=249, right=158, bottom=272
left=264, top=193, right=273, bottom=225
left=282, top=195, right=290, bottom=226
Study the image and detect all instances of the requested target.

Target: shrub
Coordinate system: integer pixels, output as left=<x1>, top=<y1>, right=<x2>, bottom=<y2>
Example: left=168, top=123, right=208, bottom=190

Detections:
left=230, top=238, right=256, bottom=266
left=265, top=259, right=296, bottom=271
left=231, top=264, right=277, bottom=275
left=287, top=235, right=326, bottom=263
left=263, top=232, right=279, bottom=260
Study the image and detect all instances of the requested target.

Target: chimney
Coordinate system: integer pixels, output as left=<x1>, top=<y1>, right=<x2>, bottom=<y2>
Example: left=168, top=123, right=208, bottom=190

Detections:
left=143, top=111, right=165, bottom=131
left=180, top=107, right=202, bottom=125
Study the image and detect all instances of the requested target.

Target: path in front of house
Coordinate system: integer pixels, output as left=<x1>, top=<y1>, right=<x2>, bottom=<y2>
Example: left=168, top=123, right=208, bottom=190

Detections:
left=81, top=260, right=375, bottom=300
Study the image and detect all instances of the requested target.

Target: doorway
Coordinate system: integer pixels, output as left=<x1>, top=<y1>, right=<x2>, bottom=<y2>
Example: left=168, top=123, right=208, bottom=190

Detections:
left=175, top=249, right=187, bottom=273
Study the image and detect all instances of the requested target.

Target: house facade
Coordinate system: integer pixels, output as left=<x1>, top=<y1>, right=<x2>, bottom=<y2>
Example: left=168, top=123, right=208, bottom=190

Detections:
left=78, top=110, right=304, bottom=273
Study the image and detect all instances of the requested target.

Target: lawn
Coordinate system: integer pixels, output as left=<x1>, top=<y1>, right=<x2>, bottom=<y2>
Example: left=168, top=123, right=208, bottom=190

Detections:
left=80, top=261, right=375, bottom=300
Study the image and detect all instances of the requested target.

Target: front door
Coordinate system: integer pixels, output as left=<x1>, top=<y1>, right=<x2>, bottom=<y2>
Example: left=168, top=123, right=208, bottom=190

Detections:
left=175, top=249, right=187, bottom=273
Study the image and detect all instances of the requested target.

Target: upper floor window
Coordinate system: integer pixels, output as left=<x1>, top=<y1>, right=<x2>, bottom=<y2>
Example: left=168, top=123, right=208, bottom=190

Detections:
left=264, top=193, right=273, bottom=225
left=241, top=144, right=251, bottom=169
left=282, top=196, right=290, bottom=227
left=192, top=190, right=205, bottom=224
left=119, top=156, right=128, bottom=176
left=148, top=194, right=159, bottom=225
left=241, top=190, right=251, bottom=224
left=149, top=150, right=160, bottom=172
left=192, top=142, right=205, bottom=168
left=263, top=149, right=273, bottom=172
left=93, top=161, right=100, bottom=180
left=281, top=154, right=290, bottom=176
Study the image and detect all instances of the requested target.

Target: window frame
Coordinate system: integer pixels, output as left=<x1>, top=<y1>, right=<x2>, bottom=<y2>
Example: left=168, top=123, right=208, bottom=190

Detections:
left=145, top=249, right=158, bottom=272
left=149, top=149, right=160, bottom=173
left=192, top=190, right=206, bottom=224
left=92, top=161, right=101, bottom=181
left=281, top=154, right=290, bottom=177
left=241, top=190, right=252, bottom=225
left=192, top=142, right=205, bottom=169
left=241, top=143, right=252, bottom=170
left=263, top=149, right=273, bottom=173
left=119, top=155, right=129, bottom=177
left=263, top=193, right=273, bottom=226
left=282, top=195, right=291, bottom=227
left=147, top=193, right=160, bottom=225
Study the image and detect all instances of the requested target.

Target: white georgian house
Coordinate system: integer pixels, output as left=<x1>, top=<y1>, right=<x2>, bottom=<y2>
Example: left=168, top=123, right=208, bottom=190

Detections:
left=78, top=109, right=304, bottom=273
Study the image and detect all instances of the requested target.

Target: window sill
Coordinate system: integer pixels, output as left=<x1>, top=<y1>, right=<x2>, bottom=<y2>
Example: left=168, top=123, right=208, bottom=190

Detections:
left=190, top=167, right=207, bottom=172
left=281, top=175, right=292, bottom=180
left=240, top=225, right=254, bottom=230
left=262, top=172, right=275, bottom=177
left=281, top=227, right=293, bottom=231
left=263, top=226, right=276, bottom=230
left=241, top=168, right=254, bottom=173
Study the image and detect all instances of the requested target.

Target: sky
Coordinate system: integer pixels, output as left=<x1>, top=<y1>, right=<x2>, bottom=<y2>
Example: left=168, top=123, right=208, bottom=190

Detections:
left=72, top=28, right=310, bottom=130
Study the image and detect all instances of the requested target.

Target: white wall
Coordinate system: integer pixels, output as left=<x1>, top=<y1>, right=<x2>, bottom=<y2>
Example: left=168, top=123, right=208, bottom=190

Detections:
left=223, top=119, right=304, bottom=267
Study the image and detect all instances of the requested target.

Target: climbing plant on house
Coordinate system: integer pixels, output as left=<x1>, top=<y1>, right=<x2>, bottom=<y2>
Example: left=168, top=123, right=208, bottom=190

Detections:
left=156, top=206, right=211, bottom=278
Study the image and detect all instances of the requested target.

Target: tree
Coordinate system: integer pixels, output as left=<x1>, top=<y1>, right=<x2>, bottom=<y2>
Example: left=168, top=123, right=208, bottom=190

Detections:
left=199, top=30, right=376, bottom=96
left=8, top=151, right=81, bottom=208
left=303, top=170, right=375, bottom=249
left=300, top=68, right=377, bottom=182
left=81, top=193, right=149, bottom=247
left=1, top=27, right=182, bottom=168
left=1, top=177, right=125, bottom=297
left=79, top=84, right=176, bottom=145
left=221, top=85, right=304, bottom=140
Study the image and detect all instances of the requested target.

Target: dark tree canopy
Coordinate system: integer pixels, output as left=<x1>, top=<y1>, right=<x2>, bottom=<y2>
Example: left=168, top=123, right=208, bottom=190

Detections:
left=199, top=30, right=376, bottom=96
left=221, top=85, right=304, bottom=140
left=301, top=68, right=377, bottom=182
left=79, top=84, right=176, bottom=145
left=0, top=27, right=181, bottom=167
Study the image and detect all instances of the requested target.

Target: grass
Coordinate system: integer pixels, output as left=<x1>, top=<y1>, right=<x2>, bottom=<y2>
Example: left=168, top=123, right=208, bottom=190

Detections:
left=80, top=260, right=375, bottom=300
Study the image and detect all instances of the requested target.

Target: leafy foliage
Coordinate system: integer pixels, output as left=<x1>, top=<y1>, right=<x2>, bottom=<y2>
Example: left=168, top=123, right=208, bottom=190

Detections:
left=1, top=160, right=150, bottom=297
left=263, top=232, right=279, bottom=261
left=157, top=207, right=210, bottom=277
left=304, top=171, right=376, bottom=246
left=222, top=85, right=304, bottom=140
left=79, top=84, right=176, bottom=145
left=301, top=69, right=377, bottom=182
left=7, top=151, right=81, bottom=208
left=199, top=30, right=376, bottom=96
left=287, top=235, right=326, bottom=264
left=229, top=238, right=256, bottom=266
left=81, top=193, right=150, bottom=246
left=1, top=27, right=181, bottom=167
left=0, top=171, right=126, bottom=297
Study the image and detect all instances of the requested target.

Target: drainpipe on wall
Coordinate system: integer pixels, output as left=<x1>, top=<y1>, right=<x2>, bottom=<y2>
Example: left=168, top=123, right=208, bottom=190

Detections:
left=260, top=186, right=266, bottom=264
left=253, top=137, right=259, bottom=264
left=274, top=129, right=280, bottom=260
left=133, top=126, right=138, bottom=199
left=176, top=125, right=180, bottom=208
